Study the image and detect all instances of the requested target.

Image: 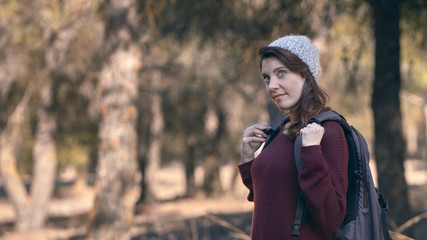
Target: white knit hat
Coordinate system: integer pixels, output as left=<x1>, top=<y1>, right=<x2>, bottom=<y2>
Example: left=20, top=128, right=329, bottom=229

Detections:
left=268, top=35, right=322, bottom=83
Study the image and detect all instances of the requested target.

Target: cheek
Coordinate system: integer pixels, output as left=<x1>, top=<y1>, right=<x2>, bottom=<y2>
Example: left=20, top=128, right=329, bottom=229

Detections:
left=265, top=84, right=272, bottom=95
left=296, top=83, right=304, bottom=96
left=294, top=78, right=305, bottom=96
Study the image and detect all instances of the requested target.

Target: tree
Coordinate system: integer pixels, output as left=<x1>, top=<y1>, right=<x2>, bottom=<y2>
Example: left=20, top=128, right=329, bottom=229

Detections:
left=86, top=0, right=142, bottom=239
left=367, top=0, right=411, bottom=226
left=0, top=73, right=58, bottom=234
left=203, top=103, right=227, bottom=196
left=143, top=70, right=165, bottom=202
left=0, top=84, right=35, bottom=231
left=401, top=0, right=427, bottom=161
left=0, top=0, right=84, bottom=231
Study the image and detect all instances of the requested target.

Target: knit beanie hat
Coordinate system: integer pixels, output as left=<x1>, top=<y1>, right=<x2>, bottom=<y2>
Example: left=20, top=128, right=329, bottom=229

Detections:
left=268, top=35, right=322, bottom=83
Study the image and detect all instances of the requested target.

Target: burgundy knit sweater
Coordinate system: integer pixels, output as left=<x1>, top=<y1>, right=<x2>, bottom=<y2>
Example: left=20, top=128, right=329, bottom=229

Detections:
left=239, top=121, right=348, bottom=240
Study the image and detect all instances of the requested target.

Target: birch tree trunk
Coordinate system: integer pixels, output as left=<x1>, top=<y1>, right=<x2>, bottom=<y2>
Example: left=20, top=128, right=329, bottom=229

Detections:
left=86, top=0, right=141, bottom=239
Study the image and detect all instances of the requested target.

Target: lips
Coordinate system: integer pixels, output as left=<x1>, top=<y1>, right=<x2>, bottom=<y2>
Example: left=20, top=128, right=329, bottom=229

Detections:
left=273, top=94, right=285, bottom=101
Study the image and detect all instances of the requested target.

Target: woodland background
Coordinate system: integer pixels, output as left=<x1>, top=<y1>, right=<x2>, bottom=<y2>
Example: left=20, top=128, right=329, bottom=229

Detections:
left=0, top=0, right=427, bottom=239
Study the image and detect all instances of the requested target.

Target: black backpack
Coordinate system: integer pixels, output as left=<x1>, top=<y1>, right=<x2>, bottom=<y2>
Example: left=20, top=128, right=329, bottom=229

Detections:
left=262, top=110, right=391, bottom=240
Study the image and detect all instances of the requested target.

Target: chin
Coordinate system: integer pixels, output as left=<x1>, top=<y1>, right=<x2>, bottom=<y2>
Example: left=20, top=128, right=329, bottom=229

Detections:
left=277, top=104, right=291, bottom=111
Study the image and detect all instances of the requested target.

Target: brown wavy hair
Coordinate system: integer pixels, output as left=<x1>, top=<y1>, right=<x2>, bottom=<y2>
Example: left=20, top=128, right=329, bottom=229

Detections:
left=259, top=46, right=330, bottom=139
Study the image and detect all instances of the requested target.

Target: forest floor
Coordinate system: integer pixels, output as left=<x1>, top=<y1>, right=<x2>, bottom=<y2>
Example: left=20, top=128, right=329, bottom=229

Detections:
left=0, top=159, right=426, bottom=240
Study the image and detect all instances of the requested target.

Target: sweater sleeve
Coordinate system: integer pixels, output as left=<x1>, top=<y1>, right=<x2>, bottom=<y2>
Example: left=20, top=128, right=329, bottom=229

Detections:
left=238, top=160, right=254, bottom=202
left=298, top=121, right=348, bottom=235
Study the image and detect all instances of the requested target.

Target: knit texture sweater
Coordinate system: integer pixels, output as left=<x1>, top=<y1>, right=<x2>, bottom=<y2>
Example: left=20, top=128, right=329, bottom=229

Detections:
left=239, top=121, right=348, bottom=240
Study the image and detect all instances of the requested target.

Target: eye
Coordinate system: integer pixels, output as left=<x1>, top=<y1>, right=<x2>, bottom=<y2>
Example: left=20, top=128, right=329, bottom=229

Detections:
left=262, top=75, right=270, bottom=84
left=278, top=70, right=286, bottom=78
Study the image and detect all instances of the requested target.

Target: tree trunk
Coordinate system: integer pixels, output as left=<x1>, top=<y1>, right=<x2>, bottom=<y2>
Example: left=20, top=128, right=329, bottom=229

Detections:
left=423, top=93, right=427, bottom=160
left=185, top=135, right=197, bottom=197
left=203, top=106, right=225, bottom=197
left=16, top=80, right=58, bottom=231
left=368, top=0, right=410, bottom=225
left=0, top=7, right=75, bottom=230
left=0, top=84, right=33, bottom=230
left=86, top=0, right=141, bottom=239
left=203, top=153, right=223, bottom=197
left=144, top=70, right=164, bottom=203
left=0, top=78, right=57, bottom=232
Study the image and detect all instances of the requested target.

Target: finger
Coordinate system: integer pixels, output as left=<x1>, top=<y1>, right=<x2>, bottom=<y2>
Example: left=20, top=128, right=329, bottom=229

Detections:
left=243, top=129, right=266, bottom=138
left=306, top=123, right=324, bottom=131
left=244, top=125, right=271, bottom=137
left=251, top=124, right=271, bottom=134
left=301, top=125, right=319, bottom=134
left=307, top=122, right=321, bottom=128
left=243, top=136, right=267, bottom=143
left=252, top=123, right=271, bottom=130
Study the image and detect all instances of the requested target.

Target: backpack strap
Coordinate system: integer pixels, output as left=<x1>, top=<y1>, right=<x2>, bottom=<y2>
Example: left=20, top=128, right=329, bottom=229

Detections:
left=291, top=191, right=311, bottom=236
left=309, top=110, right=345, bottom=124
left=291, top=135, right=311, bottom=236
left=262, top=116, right=289, bottom=150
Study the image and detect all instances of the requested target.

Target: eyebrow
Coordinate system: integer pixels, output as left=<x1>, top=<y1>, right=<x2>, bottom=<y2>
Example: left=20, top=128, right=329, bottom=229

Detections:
left=262, top=66, right=287, bottom=76
left=273, top=66, right=287, bottom=72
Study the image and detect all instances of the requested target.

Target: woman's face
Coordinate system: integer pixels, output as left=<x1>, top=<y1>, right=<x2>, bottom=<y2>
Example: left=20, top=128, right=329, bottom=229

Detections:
left=261, top=57, right=305, bottom=111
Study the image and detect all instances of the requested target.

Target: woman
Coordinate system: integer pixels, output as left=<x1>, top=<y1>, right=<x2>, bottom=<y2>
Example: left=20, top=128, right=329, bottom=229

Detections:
left=239, top=35, right=349, bottom=239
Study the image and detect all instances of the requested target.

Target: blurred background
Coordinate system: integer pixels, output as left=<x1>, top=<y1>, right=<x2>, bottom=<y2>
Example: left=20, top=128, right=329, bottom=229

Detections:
left=0, top=0, right=426, bottom=239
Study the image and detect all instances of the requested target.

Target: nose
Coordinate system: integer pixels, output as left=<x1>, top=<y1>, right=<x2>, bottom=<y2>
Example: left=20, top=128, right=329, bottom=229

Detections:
left=268, top=77, right=279, bottom=90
